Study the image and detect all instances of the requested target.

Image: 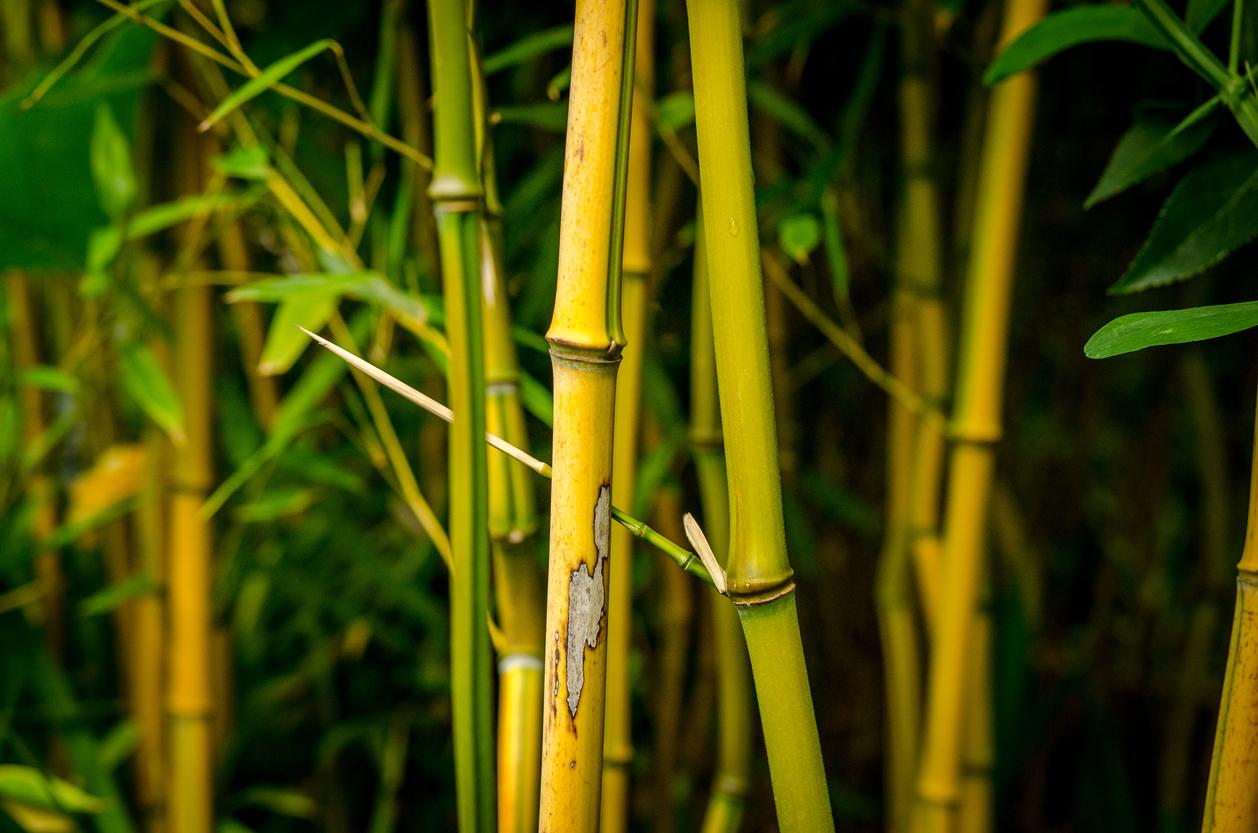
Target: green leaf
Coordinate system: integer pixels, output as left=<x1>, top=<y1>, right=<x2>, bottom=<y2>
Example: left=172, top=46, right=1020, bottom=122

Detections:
left=778, top=213, right=822, bottom=264
left=483, top=26, right=573, bottom=75
left=1084, top=300, right=1258, bottom=358
left=214, top=145, right=271, bottom=180
left=119, top=342, right=185, bottom=444
left=258, top=294, right=339, bottom=376
left=820, top=190, right=850, bottom=300
left=1084, top=105, right=1216, bottom=208
left=1186, top=0, right=1231, bottom=33
left=654, top=92, right=695, bottom=133
left=96, top=721, right=140, bottom=775
left=0, top=765, right=106, bottom=813
left=18, top=366, right=80, bottom=395
left=984, top=6, right=1170, bottom=86
left=90, top=103, right=136, bottom=219
left=80, top=574, right=159, bottom=618
left=491, top=102, right=568, bottom=133
left=749, top=81, right=830, bottom=151
left=226, top=272, right=379, bottom=303
left=1112, top=151, right=1258, bottom=293
left=201, top=39, right=335, bottom=130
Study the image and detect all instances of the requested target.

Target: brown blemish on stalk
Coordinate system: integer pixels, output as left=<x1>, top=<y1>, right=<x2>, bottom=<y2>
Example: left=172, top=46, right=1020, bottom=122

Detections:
left=563, top=484, right=611, bottom=717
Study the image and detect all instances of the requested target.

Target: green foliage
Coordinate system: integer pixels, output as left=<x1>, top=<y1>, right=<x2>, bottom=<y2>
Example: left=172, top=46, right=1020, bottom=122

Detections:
left=1084, top=105, right=1215, bottom=209
left=778, top=213, right=822, bottom=264
left=118, top=342, right=185, bottom=444
left=89, top=103, right=135, bottom=220
left=984, top=6, right=1169, bottom=86
left=0, top=765, right=105, bottom=813
left=1085, top=300, right=1258, bottom=358
left=1111, top=150, right=1258, bottom=293
left=201, top=39, right=337, bottom=130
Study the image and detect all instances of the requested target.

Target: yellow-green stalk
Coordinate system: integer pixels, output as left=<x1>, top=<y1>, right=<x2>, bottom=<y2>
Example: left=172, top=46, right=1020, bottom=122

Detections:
left=601, top=0, right=654, bottom=827
left=426, top=0, right=493, bottom=827
left=469, top=22, right=546, bottom=832
left=1199, top=384, right=1258, bottom=832
left=911, top=0, right=1044, bottom=830
left=685, top=0, right=834, bottom=828
left=538, top=0, right=637, bottom=828
left=692, top=218, right=752, bottom=833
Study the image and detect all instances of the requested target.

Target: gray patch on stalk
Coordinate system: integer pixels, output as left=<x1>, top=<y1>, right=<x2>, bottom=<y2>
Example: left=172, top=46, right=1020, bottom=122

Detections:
left=564, top=484, right=611, bottom=718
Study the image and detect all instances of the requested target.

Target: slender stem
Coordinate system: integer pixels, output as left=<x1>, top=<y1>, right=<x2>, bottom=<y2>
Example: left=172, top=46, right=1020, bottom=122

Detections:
left=538, top=1, right=637, bottom=827
left=911, top=0, right=1044, bottom=830
left=685, top=0, right=833, bottom=828
left=601, top=0, right=653, bottom=826
left=692, top=212, right=752, bottom=833
left=427, top=0, right=493, bottom=828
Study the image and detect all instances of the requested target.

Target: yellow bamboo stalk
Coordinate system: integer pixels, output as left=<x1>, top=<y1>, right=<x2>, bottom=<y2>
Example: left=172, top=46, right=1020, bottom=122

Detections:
left=215, top=219, right=278, bottom=428
left=539, top=0, right=636, bottom=828
left=911, top=0, right=1044, bottom=829
left=168, top=130, right=216, bottom=833
left=1200, top=381, right=1258, bottom=832
left=601, top=0, right=653, bottom=827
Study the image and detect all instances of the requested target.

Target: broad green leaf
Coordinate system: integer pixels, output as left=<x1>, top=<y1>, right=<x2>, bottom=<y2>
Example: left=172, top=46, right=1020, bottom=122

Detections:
left=1112, top=151, right=1258, bottom=293
left=80, top=574, right=158, bottom=618
left=654, top=92, right=695, bottom=133
left=1084, top=300, right=1258, bottom=358
left=483, top=26, right=573, bottom=75
left=778, top=213, right=822, bottom=264
left=119, top=342, right=185, bottom=444
left=1084, top=105, right=1215, bottom=208
left=0, top=765, right=105, bottom=813
left=90, top=103, right=135, bottom=219
left=201, top=40, right=335, bottom=130
left=258, top=294, right=339, bottom=376
left=984, top=7, right=1170, bottom=86
left=18, top=366, right=80, bottom=395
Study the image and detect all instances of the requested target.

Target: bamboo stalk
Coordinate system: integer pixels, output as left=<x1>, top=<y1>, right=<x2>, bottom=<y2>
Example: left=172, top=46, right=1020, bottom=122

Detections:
left=426, top=0, right=493, bottom=828
left=1199, top=380, right=1258, bottom=832
left=911, top=0, right=1044, bottom=829
left=601, top=0, right=654, bottom=827
left=691, top=213, right=751, bottom=833
left=215, top=219, right=278, bottom=428
left=538, top=0, right=637, bottom=827
left=685, top=0, right=834, bottom=828
left=470, top=27, right=546, bottom=832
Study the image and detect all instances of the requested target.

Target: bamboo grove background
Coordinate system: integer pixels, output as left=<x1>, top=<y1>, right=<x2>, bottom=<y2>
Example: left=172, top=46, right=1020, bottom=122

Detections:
left=2, top=0, right=1258, bottom=831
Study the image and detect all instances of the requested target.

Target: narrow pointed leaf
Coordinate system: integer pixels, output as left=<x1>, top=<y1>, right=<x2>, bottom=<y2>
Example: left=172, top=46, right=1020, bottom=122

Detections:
left=1084, top=300, right=1258, bottom=358
left=119, top=342, right=185, bottom=444
left=984, top=6, right=1170, bottom=86
left=1111, top=151, right=1258, bottom=293
left=0, top=765, right=106, bottom=813
left=89, top=103, right=135, bottom=219
left=483, top=25, right=573, bottom=75
left=200, top=40, right=335, bottom=130
left=258, top=294, right=338, bottom=376
left=1084, top=105, right=1215, bottom=208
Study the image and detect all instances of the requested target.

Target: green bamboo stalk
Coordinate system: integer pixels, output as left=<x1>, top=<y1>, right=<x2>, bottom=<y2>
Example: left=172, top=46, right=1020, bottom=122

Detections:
left=685, top=0, right=834, bottom=828
left=692, top=213, right=752, bottom=833
left=426, top=0, right=493, bottom=828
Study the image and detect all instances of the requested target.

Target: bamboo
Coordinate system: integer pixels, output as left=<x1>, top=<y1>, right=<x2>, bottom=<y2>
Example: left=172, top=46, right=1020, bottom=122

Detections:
left=692, top=215, right=752, bottom=833
left=538, top=0, right=637, bottom=828
left=471, top=28, right=546, bottom=833
left=1199, top=381, right=1258, bottom=832
left=426, top=0, right=493, bottom=828
left=601, top=0, right=654, bottom=827
left=910, top=0, right=1044, bottom=829
left=168, top=240, right=216, bottom=833
left=215, top=219, right=278, bottom=428
left=685, top=0, right=834, bottom=828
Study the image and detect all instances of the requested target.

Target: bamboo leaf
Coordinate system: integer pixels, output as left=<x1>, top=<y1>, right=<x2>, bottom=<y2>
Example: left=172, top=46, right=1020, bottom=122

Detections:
left=89, top=103, right=135, bottom=219
left=79, top=574, right=159, bottom=618
left=1084, top=104, right=1216, bottom=208
left=0, top=765, right=105, bottom=814
left=119, top=342, right=185, bottom=444
left=18, top=366, right=81, bottom=395
left=1111, top=151, right=1258, bottom=293
left=778, top=213, right=822, bottom=264
left=483, top=25, right=573, bottom=75
left=749, top=81, right=830, bottom=151
left=984, top=6, right=1170, bottom=86
left=258, top=294, right=339, bottom=376
left=226, top=272, right=379, bottom=303
left=1084, top=300, right=1258, bottom=358
left=820, top=190, right=850, bottom=299
left=214, top=145, right=271, bottom=180
left=200, top=39, right=335, bottom=131
left=491, top=102, right=568, bottom=133
left=1185, top=0, right=1231, bottom=32
left=654, top=92, right=695, bottom=133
